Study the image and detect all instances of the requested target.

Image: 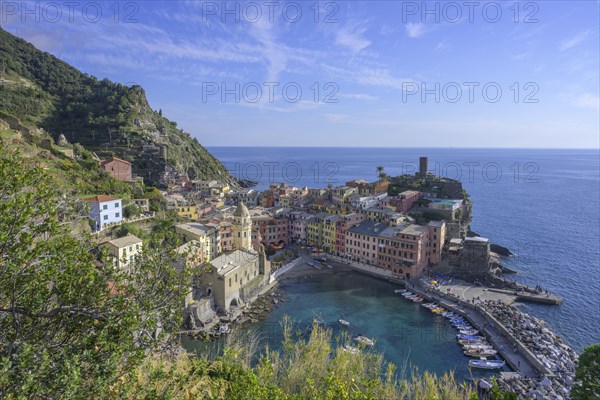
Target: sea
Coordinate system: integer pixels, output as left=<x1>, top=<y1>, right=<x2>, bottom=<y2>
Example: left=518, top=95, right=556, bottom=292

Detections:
left=200, top=147, right=599, bottom=369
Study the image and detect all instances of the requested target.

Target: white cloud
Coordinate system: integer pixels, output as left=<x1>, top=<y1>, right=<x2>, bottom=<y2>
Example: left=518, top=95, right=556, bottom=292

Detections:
left=406, top=23, right=430, bottom=38
left=559, top=31, right=591, bottom=51
left=574, top=93, right=600, bottom=110
left=335, top=23, right=371, bottom=52
left=340, top=93, right=378, bottom=100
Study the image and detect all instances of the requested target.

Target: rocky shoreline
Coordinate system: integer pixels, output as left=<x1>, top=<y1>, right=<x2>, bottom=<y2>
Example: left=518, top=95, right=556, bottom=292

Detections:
left=483, top=301, right=578, bottom=400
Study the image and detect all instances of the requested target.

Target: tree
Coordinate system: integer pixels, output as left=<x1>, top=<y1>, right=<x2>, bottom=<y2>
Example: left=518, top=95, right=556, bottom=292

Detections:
left=376, top=165, right=387, bottom=181
left=572, top=343, right=600, bottom=399
left=0, top=148, right=189, bottom=399
left=123, top=203, right=140, bottom=218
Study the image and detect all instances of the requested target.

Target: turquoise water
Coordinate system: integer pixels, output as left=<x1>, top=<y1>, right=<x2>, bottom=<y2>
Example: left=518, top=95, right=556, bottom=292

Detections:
left=208, top=147, right=600, bottom=351
left=183, top=269, right=504, bottom=381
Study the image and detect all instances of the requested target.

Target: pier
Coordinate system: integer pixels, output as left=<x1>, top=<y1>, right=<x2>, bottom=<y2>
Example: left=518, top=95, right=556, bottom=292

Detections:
left=327, top=255, right=554, bottom=379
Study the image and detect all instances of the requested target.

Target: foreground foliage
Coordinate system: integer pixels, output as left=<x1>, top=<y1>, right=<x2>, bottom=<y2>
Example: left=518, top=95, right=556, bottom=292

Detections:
left=572, top=343, right=600, bottom=400
left=115, top=321, right=477, bottom=400
left=0, top=148, right=189, bottom=399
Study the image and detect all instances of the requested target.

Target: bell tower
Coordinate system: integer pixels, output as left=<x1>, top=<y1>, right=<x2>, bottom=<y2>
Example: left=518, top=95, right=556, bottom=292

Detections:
left=233, top=202, right=252, bottom=251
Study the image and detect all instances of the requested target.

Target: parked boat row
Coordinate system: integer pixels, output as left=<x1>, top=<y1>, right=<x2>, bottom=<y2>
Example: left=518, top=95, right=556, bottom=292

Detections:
left=396, top=289, right=424, bottom=303
left=397, top=289, right=506, bottom=371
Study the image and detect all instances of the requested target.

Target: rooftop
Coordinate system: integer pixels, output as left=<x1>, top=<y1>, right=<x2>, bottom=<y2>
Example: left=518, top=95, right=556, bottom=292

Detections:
left=348, top=220, right=389, bottom=236
left=105, top=234, right=142, bottom=248
left=210, top=249, right=258, bottom=275
left=81, top=195, right=120, bottom=203
left=176, top=222, right=216, bottom=237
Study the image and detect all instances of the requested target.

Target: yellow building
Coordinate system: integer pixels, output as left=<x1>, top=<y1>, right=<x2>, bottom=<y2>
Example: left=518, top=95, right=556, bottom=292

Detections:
left=175, top=223, right=221, bottom=261
left=176, top=204, right=200, bottom=220
left=324, top=204, right=348, bottom=215
left=322, top=215, right=340, bottom=253
left=307, top=214, right=325, bottom=247
left=102, top=235, right=143, bottom=269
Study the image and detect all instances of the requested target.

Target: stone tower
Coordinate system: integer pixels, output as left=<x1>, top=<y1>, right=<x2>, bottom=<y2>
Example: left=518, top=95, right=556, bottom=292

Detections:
left=233, top=202, right=252, bottom=251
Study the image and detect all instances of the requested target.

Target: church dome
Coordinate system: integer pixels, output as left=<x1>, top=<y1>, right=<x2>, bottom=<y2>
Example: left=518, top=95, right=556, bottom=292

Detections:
left=234, top=202, right=250, bottom=218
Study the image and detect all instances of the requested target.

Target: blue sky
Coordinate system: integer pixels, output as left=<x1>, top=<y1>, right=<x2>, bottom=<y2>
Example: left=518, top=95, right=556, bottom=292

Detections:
left=2, top=1, right=599, bottom=147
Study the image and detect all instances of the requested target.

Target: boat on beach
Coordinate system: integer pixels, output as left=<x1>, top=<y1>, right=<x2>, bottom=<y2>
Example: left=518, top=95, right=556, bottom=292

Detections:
left=468, top=359, right=505, bottom=370
left=355, top=335, right=375, bottom=346
left=338, top=319, right=350, bottom=327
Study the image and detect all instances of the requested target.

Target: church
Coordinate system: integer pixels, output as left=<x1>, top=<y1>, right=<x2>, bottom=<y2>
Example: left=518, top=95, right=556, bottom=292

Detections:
left=195, top=202, right=272, bottom=315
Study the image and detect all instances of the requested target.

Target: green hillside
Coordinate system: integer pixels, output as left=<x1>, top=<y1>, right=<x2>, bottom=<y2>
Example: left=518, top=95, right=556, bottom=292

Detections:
left=0, top=28, right=233, bottom=186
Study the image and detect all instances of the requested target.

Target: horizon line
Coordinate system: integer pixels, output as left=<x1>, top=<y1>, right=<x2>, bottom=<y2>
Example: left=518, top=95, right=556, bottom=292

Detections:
left=205, top=145, right=600, bottom=150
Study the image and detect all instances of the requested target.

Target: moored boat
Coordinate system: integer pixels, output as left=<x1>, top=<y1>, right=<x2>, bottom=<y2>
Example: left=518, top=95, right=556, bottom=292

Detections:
left=459, top=329, right=480, bottom=336
left=339, top=319, right=350, bottom=327
left=468, top=359, right=505, bottom=370
left=464, top=349, right=498, bottom=357
left=355, top=335, right=375, bottom=346
left=342, top=345, right=359, bottom=354
left=457, top=334, right=484, bottom=341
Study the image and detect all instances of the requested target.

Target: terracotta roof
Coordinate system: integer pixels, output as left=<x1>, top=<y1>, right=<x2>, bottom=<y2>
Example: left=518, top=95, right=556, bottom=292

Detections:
left=81, top=195, right=120, bottom=203
left=100, top=157, right=131, bottom=165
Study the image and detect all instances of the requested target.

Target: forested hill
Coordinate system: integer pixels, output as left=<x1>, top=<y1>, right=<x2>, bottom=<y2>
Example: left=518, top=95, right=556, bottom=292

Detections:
left=0, top=28, right=233, bottom=185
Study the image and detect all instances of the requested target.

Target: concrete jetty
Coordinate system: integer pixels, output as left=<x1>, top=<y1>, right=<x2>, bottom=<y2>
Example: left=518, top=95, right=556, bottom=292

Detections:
left=327, top=256, right=576, bottom=399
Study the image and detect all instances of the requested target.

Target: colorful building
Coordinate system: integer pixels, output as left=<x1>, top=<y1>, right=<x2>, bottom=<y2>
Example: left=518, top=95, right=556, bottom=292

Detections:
left=81, top=195, right=123, bottom=231
left=102, top=234, right=142, bottom=269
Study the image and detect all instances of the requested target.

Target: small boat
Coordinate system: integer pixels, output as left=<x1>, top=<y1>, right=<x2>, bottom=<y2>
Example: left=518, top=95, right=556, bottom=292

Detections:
left=459, top=329, right=480, bottom=336
left=394, top=289, right=405, bottom=294
left=355, top=335, right=375, bottom=346
left=431, top=308, right=445, bottom=313
left=468, top=359, right=505, bottom=370
left=463, top=343, right=494, bottom=351
left=457, top=334, right=484, bottom=341
left=458, top=338, right=487, bottom=345
left=342, top=345, right=359, bottom=354
left=464, top=349, right=498, bottom=357
left=339, top=319, right=351, bottom=327
left=411, top=296, right=423, bottom=303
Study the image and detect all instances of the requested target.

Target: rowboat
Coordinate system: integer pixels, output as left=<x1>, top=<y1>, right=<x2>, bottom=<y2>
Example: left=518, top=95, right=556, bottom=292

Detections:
left=342, top=345, right=359, bottom=354
left=339, top=319, right=351, bottom=327
left=458, top=338, right=487, bottom=345
left=459, top=329, right=480, bottom=336
left=463, top=343, right=494, bottom=351
left=464, top=349, right=498, bottom=357
left=468, top=359, right=505, bottom=370
left=355, top=335, right=375, bottom=346
left=457, top=334, right=484, bottom=341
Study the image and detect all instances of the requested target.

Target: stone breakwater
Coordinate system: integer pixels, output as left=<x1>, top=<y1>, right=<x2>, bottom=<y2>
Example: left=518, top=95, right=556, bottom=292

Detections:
left=482, top=301, right=578, bottom=400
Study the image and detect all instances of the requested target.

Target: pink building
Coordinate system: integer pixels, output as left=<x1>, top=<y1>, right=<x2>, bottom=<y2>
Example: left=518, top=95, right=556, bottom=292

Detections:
left=390, top=190, right=422, bottom=213
left=345, top=220, right=387, bottom=266
left=219, top=222, right=233, bottom=252
left=377, top=224, right=429, bottom=278
left=427, top=221, right=446, bottom=264
left=335, top=213, right=365, bottom=256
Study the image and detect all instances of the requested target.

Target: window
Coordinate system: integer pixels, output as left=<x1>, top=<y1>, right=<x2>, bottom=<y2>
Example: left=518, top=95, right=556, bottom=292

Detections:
left=103, top=215, right=108, bottom=220
left=115, top=202, right=120, bottom=208
left=115, top=212, right=120, bottom=218
left=103, top=204, right=108, bottom=210
left=229, top=278, right=232, bottom=287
